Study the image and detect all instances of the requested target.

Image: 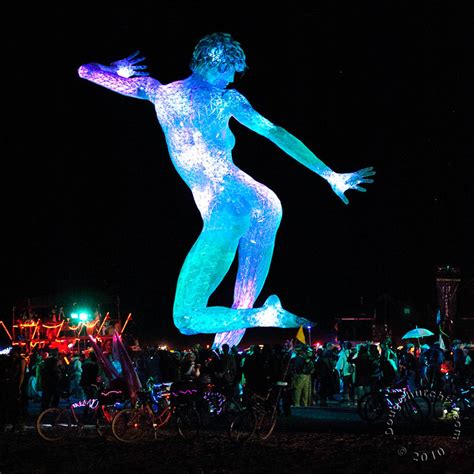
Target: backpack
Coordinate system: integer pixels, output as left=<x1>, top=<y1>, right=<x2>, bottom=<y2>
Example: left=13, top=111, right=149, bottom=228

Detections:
left=381, top=358, right=397, bottom=380
left=302, top=359, right=315, bottom=375
left=427, top=349, right=440, bottom=366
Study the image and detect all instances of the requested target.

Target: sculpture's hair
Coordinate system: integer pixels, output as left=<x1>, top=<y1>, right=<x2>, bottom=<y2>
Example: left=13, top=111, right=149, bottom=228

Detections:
left=190, top=32, right=247, bottom=74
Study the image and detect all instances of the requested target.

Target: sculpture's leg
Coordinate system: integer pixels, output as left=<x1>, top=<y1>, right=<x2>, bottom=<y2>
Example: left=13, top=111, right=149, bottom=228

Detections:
left=173, top=225, right=243, bottom=330
left=212, top=187, right=283, bottom=348
left=173, top=222, right=310, bottom=335
left=212, top=328, right=246, bottom=350
left=212, top=238, right=278, bottom=348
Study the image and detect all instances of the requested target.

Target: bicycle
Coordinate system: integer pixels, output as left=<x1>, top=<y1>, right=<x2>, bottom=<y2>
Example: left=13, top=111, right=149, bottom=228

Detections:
left=36, top=383, right=126, bottom=442
left=228, top=381, right=287, bottom=443
left=111, top=379, right=201, bottom=443
left=111, top=379, right=174, bottom=442
left=195, top=381, right=244, bottom=428
left=357, top=380, right=431, bottom=424
left=453, top=382, right=474, bottom=420
left=431, top=376, right=474, bottom=422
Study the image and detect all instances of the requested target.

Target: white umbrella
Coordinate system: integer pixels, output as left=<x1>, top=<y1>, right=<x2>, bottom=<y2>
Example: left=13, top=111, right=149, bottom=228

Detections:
left=402, top=327, right=435, bottom=339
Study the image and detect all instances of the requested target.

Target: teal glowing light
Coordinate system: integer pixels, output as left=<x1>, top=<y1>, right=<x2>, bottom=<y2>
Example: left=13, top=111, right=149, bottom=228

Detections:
left=79, top=312, right=90, bottom=321
left=78, top=33, right=375, bottom=346
left=71, top=310, right=90, bottom=321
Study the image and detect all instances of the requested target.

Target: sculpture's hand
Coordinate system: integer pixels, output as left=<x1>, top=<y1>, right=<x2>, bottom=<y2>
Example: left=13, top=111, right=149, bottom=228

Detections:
left=325, top=166, right=375, bottom=205
left=108, top=51, right=149, bottom=78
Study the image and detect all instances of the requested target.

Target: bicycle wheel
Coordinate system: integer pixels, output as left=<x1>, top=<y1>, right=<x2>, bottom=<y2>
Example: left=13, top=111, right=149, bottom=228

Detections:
left=229, top=409, right=257, bottom=443
left=400, top=397, right=426, bottom=424
left=112, top=408, right=152, bottom=443
left=358, top=393, right=386, bottom=422
left=452, top=396, right=469, bottom=421
left=176, top=405, right=201, bottom=442
left=96, top=405, right=119, bottom=438
left=222, top=397, right=244, bottom=422
left=36, top=408, right=74, bottom=442
left=411, top=395, right=431, bottom=420
left=432, top=395, right=465, bottom=421
left=431, top=393, right=457, bottom=421
left=256, top=406, right=278, bottom=440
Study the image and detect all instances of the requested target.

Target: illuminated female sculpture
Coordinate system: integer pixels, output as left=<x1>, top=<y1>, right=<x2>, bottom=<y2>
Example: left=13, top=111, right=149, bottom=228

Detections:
left=78, top=33, right=375, bottom=347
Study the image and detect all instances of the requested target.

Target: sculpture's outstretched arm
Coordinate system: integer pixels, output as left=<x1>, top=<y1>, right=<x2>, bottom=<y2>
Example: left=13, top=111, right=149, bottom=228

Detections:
left=78, top=51, right=161, bottom=101
left=229, top=90, right=375, bottom=204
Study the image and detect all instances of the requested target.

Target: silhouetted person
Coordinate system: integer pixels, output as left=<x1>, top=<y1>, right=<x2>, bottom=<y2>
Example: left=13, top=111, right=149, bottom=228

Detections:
left=41, top=351, right=61, bottom=410
left=350, top=344, right=372, bottom=401
left=399, top=343, right=418, bottom=391
left=380, top=338, right=398, bottom=387
left=315, top=342, right=339, bottom=406
left=216, top=343, right=237, bottom=397
left=80, top=352, right=99, bottom=400
left=143, top=347, right=162, bottom=384
left=290, top=344, right=314, bottom=407
left=1, top=347, right=27, bottom=432
left=422, top=342, right=444, bottom=390
left=243, top=345, right=267, bottom=396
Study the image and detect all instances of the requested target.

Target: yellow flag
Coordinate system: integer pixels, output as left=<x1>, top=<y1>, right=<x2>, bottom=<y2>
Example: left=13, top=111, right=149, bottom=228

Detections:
left=295, top=326, right=306, bottom=344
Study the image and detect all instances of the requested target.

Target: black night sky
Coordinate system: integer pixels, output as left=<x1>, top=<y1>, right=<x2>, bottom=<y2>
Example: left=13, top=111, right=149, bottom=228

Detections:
left=3, top=3, right=473, bottom=346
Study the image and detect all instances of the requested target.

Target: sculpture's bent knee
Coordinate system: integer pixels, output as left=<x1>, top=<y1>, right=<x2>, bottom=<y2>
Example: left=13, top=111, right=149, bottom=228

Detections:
left=173, top=310, right=198, bottom=335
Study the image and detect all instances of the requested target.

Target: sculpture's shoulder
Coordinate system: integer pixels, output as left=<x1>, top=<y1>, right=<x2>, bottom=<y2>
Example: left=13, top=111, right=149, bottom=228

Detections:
left=223, top=88, right=251, bottom=114
left=224, top=88, right=247, bottom=103
left=155, top=79, right=185, bottom=97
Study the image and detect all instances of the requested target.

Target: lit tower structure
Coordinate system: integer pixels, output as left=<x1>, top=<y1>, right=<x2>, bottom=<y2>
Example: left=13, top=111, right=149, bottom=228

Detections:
left=436, top=265, right=461, bottom=341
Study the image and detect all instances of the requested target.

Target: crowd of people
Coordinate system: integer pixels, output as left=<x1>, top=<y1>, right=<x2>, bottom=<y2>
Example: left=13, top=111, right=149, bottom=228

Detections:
left=287, top=337, right=473, bottom=408
left=0, top=335, right=472, bottom=433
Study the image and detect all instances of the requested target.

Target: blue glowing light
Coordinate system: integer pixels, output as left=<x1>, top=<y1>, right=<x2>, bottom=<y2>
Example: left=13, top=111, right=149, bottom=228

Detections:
left=78, top=33, right=374, bottom=345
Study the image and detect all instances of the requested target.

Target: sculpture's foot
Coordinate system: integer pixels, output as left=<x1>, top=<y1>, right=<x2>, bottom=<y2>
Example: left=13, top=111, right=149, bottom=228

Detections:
left=255, top=294, right=314, bottom=328
left=175, top=296, right=314, bottom=336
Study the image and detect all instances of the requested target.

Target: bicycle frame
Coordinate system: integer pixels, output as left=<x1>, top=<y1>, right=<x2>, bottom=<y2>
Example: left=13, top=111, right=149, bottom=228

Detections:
left=231, top=382, right=287, bottom=442
left=69, top=398, right=100, bottom=427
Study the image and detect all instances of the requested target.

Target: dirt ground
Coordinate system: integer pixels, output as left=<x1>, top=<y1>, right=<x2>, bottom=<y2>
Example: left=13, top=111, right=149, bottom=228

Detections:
left=1, top=408, right=472, bottom=474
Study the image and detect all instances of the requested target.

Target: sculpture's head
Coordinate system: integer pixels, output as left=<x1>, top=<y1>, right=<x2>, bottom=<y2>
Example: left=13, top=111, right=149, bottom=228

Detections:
left=190, top=32, right=247, bottom=87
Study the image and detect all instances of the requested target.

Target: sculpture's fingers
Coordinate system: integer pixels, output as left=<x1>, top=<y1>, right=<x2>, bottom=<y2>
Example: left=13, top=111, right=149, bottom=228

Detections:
left=353, top=185, right=367, bottom=192
left=337, top=191, right=349, bottom=205
left=126, top=50, right=141, bottom=60
left=131, top=56, right=147, bottom=64
left=361, top=167, right=376, bottom=176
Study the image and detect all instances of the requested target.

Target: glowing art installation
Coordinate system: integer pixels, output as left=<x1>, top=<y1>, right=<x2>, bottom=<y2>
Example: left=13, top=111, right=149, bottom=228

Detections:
left=78, top=33, right=375, bottom=347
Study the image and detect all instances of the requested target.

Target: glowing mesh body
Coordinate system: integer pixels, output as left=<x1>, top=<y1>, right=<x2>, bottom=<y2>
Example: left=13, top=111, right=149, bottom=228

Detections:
left=78, top=37, right=374, bottom=345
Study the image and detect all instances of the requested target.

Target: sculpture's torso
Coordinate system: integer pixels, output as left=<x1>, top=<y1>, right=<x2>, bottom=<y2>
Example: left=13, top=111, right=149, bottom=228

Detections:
left=153, top=76, right=259, bottom=219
